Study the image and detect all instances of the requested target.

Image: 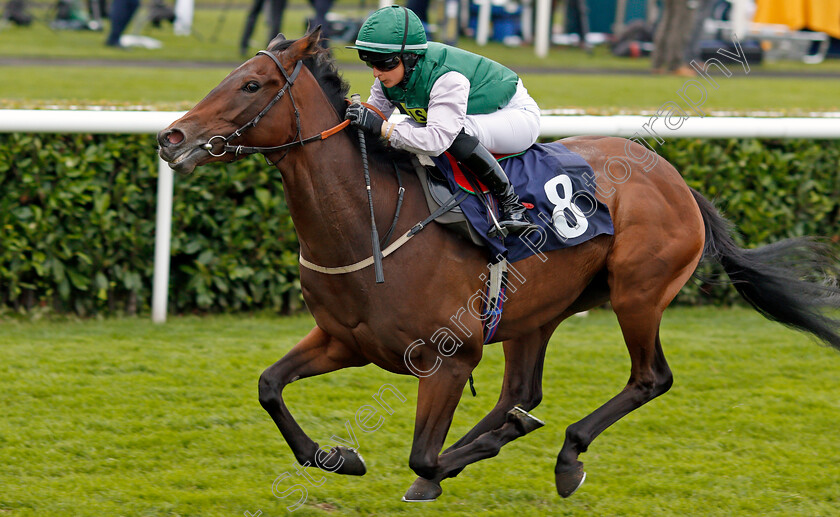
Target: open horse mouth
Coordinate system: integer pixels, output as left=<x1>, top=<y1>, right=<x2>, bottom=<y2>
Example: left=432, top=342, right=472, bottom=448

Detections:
left=159, top=145, right=207, bottom=175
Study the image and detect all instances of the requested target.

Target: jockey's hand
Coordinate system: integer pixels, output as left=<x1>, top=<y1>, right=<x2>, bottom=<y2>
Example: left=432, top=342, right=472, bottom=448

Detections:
left=345, top=104, right=383, bottom=136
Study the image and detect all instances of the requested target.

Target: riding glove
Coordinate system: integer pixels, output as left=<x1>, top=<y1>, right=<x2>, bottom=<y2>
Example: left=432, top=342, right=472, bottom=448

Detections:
left=345, top=104, right=384, bottom=136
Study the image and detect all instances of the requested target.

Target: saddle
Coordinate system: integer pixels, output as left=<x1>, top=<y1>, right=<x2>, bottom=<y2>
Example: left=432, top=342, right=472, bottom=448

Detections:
left=409, top=142, right=615, bottom=264
left=411, top=154, right=486, bottom=247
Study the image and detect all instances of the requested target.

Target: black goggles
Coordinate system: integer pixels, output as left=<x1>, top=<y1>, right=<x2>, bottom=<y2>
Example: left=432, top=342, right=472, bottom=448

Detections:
left=363, top=54, right=401, bottom=72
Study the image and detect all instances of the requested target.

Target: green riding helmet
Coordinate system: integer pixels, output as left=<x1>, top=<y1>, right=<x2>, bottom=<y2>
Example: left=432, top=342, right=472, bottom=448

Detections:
left=347, top=5, right=428, bottom=62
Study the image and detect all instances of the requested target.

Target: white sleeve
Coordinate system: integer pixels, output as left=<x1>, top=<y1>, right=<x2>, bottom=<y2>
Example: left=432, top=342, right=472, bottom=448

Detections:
left=365, top=80, right=396, bottom=119
left=384, top=71, right=469, bottom=156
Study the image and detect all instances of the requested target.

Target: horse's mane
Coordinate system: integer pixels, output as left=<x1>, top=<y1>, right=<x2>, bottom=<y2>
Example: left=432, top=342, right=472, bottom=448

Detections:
left=268, top=37, right=406, bottom=163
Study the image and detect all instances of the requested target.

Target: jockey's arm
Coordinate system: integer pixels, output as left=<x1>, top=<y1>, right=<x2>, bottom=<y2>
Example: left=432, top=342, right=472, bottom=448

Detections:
left=372, top=72, right=470, bottom=157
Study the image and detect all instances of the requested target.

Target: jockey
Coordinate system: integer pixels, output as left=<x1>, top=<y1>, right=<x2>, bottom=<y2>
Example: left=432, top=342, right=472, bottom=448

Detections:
left=345, top=5, right=540, bottom=237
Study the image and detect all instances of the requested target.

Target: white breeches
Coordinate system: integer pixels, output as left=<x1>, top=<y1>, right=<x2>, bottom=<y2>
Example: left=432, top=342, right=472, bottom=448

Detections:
left=462, top=79, right=541, bottom=154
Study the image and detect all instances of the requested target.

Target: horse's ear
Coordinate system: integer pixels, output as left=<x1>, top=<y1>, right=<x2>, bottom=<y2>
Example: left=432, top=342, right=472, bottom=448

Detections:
left=283, top=27, right=323, bottom=60
left=267, top=33, right=286, bottom=49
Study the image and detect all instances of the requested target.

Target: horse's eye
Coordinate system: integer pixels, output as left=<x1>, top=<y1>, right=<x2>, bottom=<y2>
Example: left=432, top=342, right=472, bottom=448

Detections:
left=243, top=81, right=260, bottom=93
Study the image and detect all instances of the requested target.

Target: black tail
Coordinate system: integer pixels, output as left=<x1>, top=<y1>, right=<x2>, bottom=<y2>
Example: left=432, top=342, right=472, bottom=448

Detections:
left=690, top=188, right=840, bottom=351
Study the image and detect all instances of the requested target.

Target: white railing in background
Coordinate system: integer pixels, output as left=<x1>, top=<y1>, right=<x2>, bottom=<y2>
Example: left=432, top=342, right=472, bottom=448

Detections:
left=1, top=110, right=839, bottom=322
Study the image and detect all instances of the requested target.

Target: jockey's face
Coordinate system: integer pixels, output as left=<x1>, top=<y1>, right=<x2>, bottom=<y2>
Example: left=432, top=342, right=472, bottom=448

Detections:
left=372, top=60, right=405, bottom=88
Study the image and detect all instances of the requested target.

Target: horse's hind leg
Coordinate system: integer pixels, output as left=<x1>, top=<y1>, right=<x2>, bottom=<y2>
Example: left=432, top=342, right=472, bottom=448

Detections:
left=554, top=238, right=701, bottom=497
left=555, top=315, right=672, bottom=496
left=259, top=325, right=370, bottom=475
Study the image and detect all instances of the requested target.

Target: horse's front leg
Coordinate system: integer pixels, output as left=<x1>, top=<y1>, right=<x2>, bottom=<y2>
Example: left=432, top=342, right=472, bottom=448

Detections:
left=402, top=349, right=481, bottom=502
left=406, top=327, right=552, bottom=496
left=259, top=325, right=370, bottom=475
left=444, top=328, right=551, bottom=451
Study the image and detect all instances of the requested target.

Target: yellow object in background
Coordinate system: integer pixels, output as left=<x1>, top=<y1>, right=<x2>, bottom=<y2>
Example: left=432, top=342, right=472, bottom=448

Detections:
left=754, top=0, right=807, bottom=29
left=754, top=0, right=840, bottom=38
left=807, top=0, right=840, bottom=38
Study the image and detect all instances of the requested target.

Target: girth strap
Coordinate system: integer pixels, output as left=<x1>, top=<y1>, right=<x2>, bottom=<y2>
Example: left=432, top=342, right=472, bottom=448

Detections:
left=299, top=190, right=469, bottom=275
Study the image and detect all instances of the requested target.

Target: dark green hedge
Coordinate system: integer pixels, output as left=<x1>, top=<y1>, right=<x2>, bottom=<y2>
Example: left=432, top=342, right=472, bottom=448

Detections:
left=657, top=138, right=840, bottom=304
left=0, top=133, right=298, bottom=315
left=1, top=134, right=838, bottom=314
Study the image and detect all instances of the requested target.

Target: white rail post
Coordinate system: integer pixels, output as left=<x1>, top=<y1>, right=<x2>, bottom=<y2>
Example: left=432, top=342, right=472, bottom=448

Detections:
left=476, top=0, right=492, bottom=46
left=152, top=157, right=174, bottom=323
left=730, top=0, right=748, bottom=40
left=521, top=0, right=534, bottom=43
left=535, top=0, right=551, bottom=57
left=173, top=0, right=195, bottom=36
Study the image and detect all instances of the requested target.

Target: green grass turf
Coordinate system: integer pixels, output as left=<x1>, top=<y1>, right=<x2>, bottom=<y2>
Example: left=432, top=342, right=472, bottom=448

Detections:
left=1, top=7, right=839, bottom=112
left=2, top=64, right=839, bottom=115
left=1, top=307, right=838, bottom=516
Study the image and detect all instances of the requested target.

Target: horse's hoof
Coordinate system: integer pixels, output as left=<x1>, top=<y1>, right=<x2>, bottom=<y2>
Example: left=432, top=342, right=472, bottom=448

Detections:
left=555, top=462, right=586, bottom=498
left=507, top=406, right=545, bottom=435
left=401, top=477, right=442, bottom=502
left=332, top=446, right=366, bottom=476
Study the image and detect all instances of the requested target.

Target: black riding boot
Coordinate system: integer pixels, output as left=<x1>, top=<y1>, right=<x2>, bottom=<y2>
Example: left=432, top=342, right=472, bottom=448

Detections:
left=448, top=130, right=537, bottom=238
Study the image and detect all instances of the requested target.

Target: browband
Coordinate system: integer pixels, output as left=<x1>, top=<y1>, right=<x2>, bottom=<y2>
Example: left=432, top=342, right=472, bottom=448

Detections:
left=256, top=50, right=302, bottom=85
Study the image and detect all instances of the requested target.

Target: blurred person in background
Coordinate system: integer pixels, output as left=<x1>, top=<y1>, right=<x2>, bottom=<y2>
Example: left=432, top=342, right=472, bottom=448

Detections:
left=240, top=0, right=285, bottom=56
left=684, top=0, right=717, bottom=72
left=651, top=0, right=720, bottom=77
left=406, top=0, right=430, bottom=25
left=240, top=0, right=333, bottom=55
left=105, top=0, right=139, bottom=47
left=3, top=0, right=33, bottom=26
left=651, top=0, right=693, bottom=75
left=307, top=0, right=333, bottom=47
left=652, top=0, right=718, bottom=76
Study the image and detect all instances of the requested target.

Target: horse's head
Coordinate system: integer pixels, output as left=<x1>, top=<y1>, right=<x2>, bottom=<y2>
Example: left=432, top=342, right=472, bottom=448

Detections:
left=157, top=29, right=324, bottom=174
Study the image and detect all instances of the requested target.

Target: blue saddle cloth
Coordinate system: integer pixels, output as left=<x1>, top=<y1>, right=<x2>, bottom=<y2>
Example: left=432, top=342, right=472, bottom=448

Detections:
left=430, top=142, right=614, bottom=263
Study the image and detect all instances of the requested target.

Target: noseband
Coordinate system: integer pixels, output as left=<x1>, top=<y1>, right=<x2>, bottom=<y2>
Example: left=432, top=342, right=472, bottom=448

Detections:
left=202, top=50, right=349, bottom=160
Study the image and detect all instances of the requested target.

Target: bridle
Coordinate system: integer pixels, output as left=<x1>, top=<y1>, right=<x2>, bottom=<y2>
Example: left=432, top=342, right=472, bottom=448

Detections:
left=197, top=46, right=465, bottom=284
left=201, top=50, right=349, bottom=161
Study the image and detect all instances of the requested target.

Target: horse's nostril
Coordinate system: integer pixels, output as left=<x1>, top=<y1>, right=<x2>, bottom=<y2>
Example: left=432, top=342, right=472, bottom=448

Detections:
left=166, top=130, right=185, bottom=145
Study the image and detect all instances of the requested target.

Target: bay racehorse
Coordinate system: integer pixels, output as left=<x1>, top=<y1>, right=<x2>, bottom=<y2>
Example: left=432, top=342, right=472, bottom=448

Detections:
left=157, top=30, right=840, bottom=502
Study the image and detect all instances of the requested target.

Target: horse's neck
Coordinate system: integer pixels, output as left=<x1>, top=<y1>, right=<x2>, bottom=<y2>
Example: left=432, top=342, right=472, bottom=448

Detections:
left=277, top=129, right=399, bottom=267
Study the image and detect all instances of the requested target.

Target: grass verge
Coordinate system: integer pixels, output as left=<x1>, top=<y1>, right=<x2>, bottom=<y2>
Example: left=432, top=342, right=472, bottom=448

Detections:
left=1, top=307, right=838, bottom=516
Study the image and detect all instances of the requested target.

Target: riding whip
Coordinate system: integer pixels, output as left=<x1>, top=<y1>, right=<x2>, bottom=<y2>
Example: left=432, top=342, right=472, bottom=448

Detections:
left=351, top=93, right=385, bottom=283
